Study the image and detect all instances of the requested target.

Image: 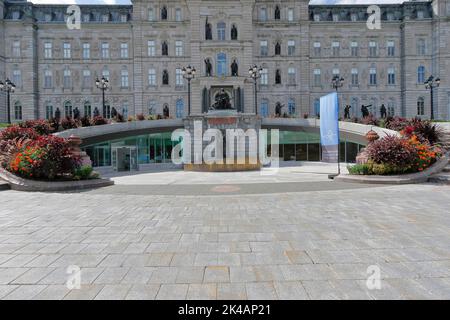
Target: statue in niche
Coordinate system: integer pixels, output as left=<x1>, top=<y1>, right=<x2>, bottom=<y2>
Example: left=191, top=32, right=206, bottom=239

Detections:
left=162, top=41, right=168, bottom=56
left=73, top=107, right=80, bottom=120
left=275, top=42, right=281, bottom=55
left=275, top=6, right=281, bottom=20
left=211, top=89, right=232, bottom=110
left=163, top=105, right=170, bottom=118
left=162, top=70, right=169, bottom=85
left=275, top=102, right=283, bottom=117
left=231, top=59, right=239, bottom=76
left=205, top=18, right=212, bottom=40
left=54, top=107, right=61, bottom=121
left=231, top=25, right=238, bottom=40
left=275, top=69, right=281, bottom=84
left=111, top=107, right=118, bottom=118
left=93, top=107, right=100, bottom=117
left=161, top=6, right=167, bottom=20
left=205, top=59, right=212, bottom=76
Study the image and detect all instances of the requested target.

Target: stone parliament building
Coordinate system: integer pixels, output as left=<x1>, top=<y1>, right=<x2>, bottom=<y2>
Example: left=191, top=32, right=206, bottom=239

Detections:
left=0, top=0, right=449, bottom=122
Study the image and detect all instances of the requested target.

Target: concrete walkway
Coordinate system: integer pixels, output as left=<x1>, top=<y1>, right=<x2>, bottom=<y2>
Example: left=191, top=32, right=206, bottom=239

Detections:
left=0, top=167, right=449, bottom=300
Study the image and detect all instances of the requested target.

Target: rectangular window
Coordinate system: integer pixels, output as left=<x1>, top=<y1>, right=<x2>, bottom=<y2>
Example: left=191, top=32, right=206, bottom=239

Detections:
left=148, top=8, right=154, bottom=21
left=83, top=69, right=91, bottom=87
left=288, top=68, right=296, bottom=85
left=82, top=43, right=90, bottom=59
left=101, top=42, right=110, bottom=59
left=313, top=42, right=321, bottom=56
left=387, top=40, right=395, bottom=56
left=417, top=39, right=426, bottom=55
left=63, top=69, right=71, bottom=88
left=121, top=70, right=129, bottom=88
left=175, top=41, right=183, bottom=56
left=63, top=42, right=71, bottom=59
left=314, top=69, right=321, bottom=86
left=369, top=68, right=377, bottom=85
left=351, top=68, right=359, bottom=86
left=44, top=42, right=52, bottom=59
left=388, top=67, right=396, bottom=85
left=332, top=41, right=340, bottom=57
left=148, top=40, right=156, bottom=56
left=260, top=40, right=268, bottom=56
left=260, top=68, right=268, bottom=85
left=120, top=43, right=128, bottom=59
left=148, top=68, right=156, bottom=86
left=260, top=8, right=267, bottom=21
left=44, top=70, right=52, bottom=88
left=369, top=41, right=378, bottom=57
left=12, top=41, right=20, bottom=57
left=351, top=41, right=358, bottom=57
left=176, top=68, right=183, bottom=86
left=175, top=8, right=182, bottom=21
left=12, top=69, right=21, bottom=87
left=288, top=9, right=294, bottom=22
left=287, top=40, right=295, bottom=56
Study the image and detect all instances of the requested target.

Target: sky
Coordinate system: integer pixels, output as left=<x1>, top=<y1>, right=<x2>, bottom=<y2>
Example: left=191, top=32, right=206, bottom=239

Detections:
left=29, top=0, right=408, bottom=5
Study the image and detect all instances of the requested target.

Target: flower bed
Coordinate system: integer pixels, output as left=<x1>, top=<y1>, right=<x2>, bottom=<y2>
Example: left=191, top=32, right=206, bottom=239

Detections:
left=347, top=115, right=446, bottom=176
left=0, top=122, right=98, bottom=181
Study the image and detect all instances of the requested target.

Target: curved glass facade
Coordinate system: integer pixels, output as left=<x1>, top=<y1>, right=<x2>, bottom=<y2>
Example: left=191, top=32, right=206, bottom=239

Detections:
left=82, top=131, right=365, bottom=168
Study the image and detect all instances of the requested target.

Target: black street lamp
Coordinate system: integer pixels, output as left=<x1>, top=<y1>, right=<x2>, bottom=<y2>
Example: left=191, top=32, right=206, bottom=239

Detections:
left=95, top=76, right=110, bottom=118
left=330, top=75, right=344, bottom=179
left=0, top=79, right=16, bottom=124
left=425, top=75, right=440, bottom=120
left=249, top=65, right=263, bottom=115
left=182, top=65, right=196, bottom=116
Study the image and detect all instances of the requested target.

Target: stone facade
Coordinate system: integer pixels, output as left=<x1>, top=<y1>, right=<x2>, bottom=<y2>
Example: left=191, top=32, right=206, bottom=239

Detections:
left=0, top=0, right=449, bottom=122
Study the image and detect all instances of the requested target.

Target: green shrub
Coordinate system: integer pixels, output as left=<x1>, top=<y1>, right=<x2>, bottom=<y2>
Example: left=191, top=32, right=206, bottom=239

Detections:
left=73, top=165, right=96, bottom=180
left=347, top=163, right=372, bottom=175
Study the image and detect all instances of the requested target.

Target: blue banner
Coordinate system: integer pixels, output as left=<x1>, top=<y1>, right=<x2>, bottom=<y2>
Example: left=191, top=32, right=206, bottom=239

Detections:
left=320, top=92, right=340, bottom=163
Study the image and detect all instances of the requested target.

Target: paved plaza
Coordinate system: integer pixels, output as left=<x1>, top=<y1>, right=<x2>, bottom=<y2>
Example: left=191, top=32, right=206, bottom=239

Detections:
left=0, top=164, right=450, bottom=300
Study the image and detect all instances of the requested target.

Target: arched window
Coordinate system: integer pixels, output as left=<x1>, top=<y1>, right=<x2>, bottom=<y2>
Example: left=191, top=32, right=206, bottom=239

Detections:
left=84, top=101, right=91, bottom=117
left=351, top=97, right=359, bottom=117
left=45, top=102, right=53, bottom=120
left=314, top=99, right=320, bottom=117
left=288, top=98, right=296, bottom=115
left=260, top=100, right=269, bottom=118
left=148, top=100, right=157, bottom=115
left=64, top=101, right=72, bottom=118
left=417, top=66, right=425, bottom=84
left=417, top=97, right=425, bottom=116
left=176, top=99, right=184, bottom=118
left=217, top=22, right=226, bottom=41
left=122, top=101, right=129, bottom=118
left=217, top=53, right=227, bottom=77
left=388, top=99, right=396, bottom=117
left=14, top=101, right=22, bottom=120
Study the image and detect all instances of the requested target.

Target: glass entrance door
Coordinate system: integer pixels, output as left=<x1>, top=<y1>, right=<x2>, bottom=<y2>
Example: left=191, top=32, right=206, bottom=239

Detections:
left=112, top=146, right=139, bottom=172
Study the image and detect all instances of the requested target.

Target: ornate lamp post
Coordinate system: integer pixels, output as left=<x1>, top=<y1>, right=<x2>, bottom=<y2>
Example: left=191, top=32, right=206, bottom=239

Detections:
left=249, top=65, right=263, bottom=115
left=0, top=79, right=16, bottom=124
left=95, top=76, right=110, bottom=118
left=182, top=65, right=196, bottom=116
left=330, top=75, right=344, bottom=178
left=425, top=75, right=440, bottom=120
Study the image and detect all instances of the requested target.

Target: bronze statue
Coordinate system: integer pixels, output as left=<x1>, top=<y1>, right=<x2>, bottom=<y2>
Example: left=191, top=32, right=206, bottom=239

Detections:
left=275, top=102, right=283, bottom=117
left=275, top=42, right=281, bottom=55
left=231, top=59, right=238, bottom=76
left=205, top=59, right=212, bottom=76
left=344, top=105, right=351, bottom=119
left=231, top=25, right=238, bottom=40
left=211, top=89, right=232, bottom=110
left=162, top=70, right=169, bottom=85
left=163, top=105, right=170, bottom=118
left=361, top=104, right=371, bottom=118
left=73, top=107, right=80, bottom=120
left=205, top=18, right=212, bottom=40
left=161, top=6, right=167, bottom=20
left=55, top=107, right=61, bottom=121
left=275, top=6, right=281, bottom=20
left=162, top=41, right=168, bottom=56
left=380, top=104, right=387, bottom=118
left=93, top=107, right=99, bottom=117
left=275, top=70, right=281, bottom=84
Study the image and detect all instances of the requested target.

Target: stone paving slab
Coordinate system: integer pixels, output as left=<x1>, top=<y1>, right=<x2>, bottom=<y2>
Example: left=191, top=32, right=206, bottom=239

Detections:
left=0, top=181, right=450, bottom=299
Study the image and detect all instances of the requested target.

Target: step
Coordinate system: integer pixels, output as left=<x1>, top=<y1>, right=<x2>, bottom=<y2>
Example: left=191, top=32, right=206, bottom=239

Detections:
left=428, top=172, right=450, bottom=184
left=442, top=166, right=450, bottom=173
left=0, top=179, right=10, bottom=191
